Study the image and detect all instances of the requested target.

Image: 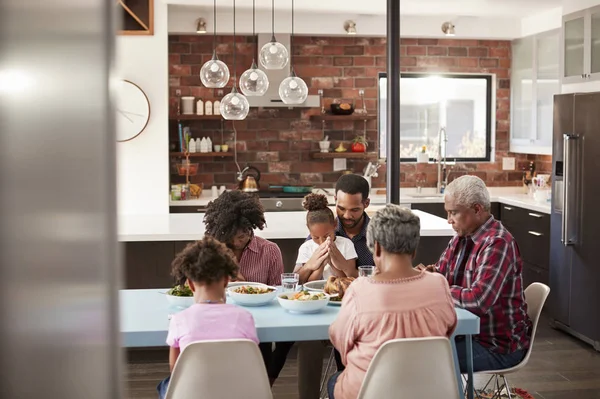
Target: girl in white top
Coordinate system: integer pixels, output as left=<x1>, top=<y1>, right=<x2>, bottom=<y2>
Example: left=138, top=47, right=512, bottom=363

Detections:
left=295, top=193, right=358, bottom=284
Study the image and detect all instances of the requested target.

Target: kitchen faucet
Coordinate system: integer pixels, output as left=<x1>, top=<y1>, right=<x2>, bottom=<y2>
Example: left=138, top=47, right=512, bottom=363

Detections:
left=437, top=127, right=448, bottom=194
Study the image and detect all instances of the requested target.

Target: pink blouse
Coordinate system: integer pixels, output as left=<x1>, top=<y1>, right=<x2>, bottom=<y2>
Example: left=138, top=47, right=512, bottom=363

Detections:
left=329, top=272, right=457, bottom=399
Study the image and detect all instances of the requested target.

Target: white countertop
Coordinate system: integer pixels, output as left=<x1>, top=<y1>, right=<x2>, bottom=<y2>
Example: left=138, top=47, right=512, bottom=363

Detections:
left=118, top=208, right=455, bottom=242
left=169, top=187, right=552, bottom=214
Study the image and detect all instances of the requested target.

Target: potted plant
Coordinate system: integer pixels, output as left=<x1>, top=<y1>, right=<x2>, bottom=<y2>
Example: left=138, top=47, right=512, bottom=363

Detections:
left=350, top=135, right=368, bottom=153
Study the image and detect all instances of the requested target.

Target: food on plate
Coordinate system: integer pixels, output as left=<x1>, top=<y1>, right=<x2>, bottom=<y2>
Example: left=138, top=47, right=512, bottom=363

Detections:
left=339, top=102, right=352, bottom=110
left=234, top=286, right=276, bottom=295
left=167, top=284, right=193, bottom=297
left=324, top=276, right=355, bottom=300
left=284, top=290, right=327, bottom=301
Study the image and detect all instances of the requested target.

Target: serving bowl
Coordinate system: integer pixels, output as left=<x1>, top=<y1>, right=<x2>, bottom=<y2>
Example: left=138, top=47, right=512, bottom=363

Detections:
left=165, top=294, right=195, bottom=308
left=303, top=280, right=327, bottom=292
left=277, top=291, right=330, bottom=313
left=227, top=284, right=278, bottom=306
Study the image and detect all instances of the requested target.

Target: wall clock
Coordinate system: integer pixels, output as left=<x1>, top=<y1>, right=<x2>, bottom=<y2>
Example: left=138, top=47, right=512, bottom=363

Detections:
left=116, top=80, right=150, bottom=142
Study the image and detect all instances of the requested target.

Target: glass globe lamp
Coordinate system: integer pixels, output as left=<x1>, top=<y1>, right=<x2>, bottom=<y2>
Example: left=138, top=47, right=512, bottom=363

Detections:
left=220, top=86, right=249, bottom=120
left=259, top=37, right=289, bottom=70
left=279, top=71, right=308, bottom=105
left=239, top=61, right=269, bottom=96
left=200, top=51, right=230, bottom=88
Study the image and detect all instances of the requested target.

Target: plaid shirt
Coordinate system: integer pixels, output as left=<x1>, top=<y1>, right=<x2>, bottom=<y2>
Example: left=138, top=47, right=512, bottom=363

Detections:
left=238, top=236, right=284, bottom=286
left=436, top=216, right=531, bottom=354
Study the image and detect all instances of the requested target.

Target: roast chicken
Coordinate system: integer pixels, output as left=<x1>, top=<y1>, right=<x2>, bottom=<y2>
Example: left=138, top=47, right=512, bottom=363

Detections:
left=324, top=276, right=355, bottom=300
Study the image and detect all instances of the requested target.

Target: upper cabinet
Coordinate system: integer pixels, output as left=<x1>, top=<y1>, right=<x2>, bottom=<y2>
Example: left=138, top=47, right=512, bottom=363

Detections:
left=510, top=30, right=560, bottom=155
left=561, top=6, right=600, bottom=83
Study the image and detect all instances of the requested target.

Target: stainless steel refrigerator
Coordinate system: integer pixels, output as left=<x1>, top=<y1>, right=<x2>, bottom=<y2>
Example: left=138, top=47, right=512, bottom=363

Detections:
left=550, top=92, right=600, bottom=351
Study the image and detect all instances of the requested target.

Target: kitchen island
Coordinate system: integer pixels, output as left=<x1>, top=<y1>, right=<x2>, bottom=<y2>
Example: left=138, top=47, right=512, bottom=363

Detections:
left=120, top=208, right=454, bottom=289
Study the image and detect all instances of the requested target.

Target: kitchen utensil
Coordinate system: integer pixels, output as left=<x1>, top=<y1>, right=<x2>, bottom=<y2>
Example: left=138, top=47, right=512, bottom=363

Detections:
left=237, top=165, right=261, bottom=192
left=330, top=103, right=354, bottom=115
left=176, top=162, right=199, bottom=176
left=319, top=141, right=331, bottom=153
left=213, top=144, right=221, bottom=152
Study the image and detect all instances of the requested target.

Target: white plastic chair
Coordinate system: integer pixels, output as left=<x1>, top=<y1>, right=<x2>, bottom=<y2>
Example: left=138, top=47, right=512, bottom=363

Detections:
left=474, top=282, right=550, bottom=399
left=164, top=339, right=273, bottom=399
left=357, top=337, right=462, bottom=399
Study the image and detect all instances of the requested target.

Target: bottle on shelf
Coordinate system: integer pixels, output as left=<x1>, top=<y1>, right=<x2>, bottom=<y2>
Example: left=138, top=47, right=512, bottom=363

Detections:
left=206, top=137, right=212, bottom=152
left=188, top=137, right=196, bottom=153
left=214, top=100, right=221, bottom=116
left=205, top=100, right=213, bottom=116
left=195, top=137, right=201, bottom=151
left=196, top=99, right=204, bottom=116
left=200, top=137, right=208, bottom=153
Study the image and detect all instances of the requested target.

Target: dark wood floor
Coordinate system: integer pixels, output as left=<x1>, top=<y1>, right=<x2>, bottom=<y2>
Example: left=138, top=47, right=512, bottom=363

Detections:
left=125, top=314, right=600, bottom=399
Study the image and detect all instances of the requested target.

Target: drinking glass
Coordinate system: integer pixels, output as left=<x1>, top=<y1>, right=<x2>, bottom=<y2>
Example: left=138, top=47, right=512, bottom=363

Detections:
left=281, top=273, right=299, bottom=292
left=358, top=266, right=375, bottom=278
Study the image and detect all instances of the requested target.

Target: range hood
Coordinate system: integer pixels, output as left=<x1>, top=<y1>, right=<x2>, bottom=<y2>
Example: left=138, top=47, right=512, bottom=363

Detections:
left=246, top=33, right=320, bottom=108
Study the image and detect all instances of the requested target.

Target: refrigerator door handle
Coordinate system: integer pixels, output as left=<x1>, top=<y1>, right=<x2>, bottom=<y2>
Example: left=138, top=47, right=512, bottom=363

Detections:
left=562, top=133, right=579, bottom=246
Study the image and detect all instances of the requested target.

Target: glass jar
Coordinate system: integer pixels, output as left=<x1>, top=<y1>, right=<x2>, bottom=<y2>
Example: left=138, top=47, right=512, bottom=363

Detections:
left=171, top=185, right=181, bottom=201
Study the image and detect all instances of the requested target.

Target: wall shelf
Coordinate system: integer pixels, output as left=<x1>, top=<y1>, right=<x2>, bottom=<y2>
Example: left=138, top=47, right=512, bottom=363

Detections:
left=117, top=0, right=153, bottom=36
left=309, top=114, right=377, bottom=121
left=170, top=115, right=223, bottom=121
left=311, top=152, right=380, bottom=160
left=170, top=152, right=233, bottom=157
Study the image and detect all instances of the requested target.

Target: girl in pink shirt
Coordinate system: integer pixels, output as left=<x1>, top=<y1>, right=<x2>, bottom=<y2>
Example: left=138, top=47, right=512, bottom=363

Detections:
left=328, top=205, right=457, bottom=399
left=157, top=237, right=259, bottom=399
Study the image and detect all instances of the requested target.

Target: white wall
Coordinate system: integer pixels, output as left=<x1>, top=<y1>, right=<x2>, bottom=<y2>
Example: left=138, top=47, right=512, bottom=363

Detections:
left=116, top=0, right=169, bottom=215
left=521, top=7, right=562, bottom=37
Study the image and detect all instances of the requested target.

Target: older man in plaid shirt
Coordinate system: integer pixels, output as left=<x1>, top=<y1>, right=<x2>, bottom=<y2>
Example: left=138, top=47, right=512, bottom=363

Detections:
left=424, top=175, right=532, bottom=373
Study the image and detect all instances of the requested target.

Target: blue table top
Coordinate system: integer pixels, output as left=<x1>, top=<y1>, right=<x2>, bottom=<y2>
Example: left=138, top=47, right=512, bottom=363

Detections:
left=120, top=289, right=480, bottom=348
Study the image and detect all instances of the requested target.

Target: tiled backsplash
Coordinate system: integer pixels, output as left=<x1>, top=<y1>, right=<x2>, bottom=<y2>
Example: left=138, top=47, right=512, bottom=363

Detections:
left=169, top=35, right=551, bottom=189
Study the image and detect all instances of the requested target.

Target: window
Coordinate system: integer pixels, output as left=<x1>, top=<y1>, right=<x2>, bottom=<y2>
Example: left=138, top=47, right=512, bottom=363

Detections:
left=378, top=73, right=493, bottom=162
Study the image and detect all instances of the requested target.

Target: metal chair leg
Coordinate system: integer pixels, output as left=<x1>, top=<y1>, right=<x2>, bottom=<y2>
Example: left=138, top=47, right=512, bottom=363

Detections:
left=502, top=375, right=512, bottom=399
left=319, top=348, right=335, bottom=399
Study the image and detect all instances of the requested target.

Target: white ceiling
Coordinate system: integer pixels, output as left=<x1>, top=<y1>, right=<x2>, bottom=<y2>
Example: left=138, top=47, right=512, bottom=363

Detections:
left=165, top=0, right=563, bottom=17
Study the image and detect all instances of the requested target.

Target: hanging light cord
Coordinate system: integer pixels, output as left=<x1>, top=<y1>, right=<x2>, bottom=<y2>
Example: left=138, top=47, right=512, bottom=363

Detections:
left=233, top=0, right=237, bottom=81
left=271, top=0, right=275, bottom=37
left=213, top=0, right=217, bottom=51
left=290, top=0, right=294, bottom=68
left=233, top=121, right=241, bottom=174
left=252, top=0, right=256, bottom=57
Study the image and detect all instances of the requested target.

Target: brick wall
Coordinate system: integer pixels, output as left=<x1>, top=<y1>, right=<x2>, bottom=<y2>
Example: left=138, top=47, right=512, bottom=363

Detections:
left=168, top=35, right=551, bottom=189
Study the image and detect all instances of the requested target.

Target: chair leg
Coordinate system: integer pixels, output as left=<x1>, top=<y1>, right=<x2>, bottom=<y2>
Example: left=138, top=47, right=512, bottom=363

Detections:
left=320, top=348, right=335, bottom=399
left=502, top=375, right=512, bottom=399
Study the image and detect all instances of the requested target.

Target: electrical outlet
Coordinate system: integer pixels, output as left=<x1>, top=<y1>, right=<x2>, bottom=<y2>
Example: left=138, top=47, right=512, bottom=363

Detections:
left=175, top=89, right=181, bottom=96
left=502, top=157, right=516, bottom=170
left=333, top=158, right=347, bottom=171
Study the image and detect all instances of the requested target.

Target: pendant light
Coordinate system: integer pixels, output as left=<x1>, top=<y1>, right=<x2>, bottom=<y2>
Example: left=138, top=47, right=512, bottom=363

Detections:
left=259, top=0, right=289, bottom=70
left=278, top=0, right=308, bottom=104
left=200, top=0, right=230, bottom=88
left=220, top=0, right=249, bottom=120
left=239, top=0, right=269, bottom=96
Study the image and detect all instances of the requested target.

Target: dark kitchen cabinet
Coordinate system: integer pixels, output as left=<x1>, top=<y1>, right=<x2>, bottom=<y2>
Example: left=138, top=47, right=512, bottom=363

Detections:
left=170, top=206, right=207, bottom=213
left=124, top=241, right=177, bottom=289
left=499, top=204, right=550, bottom=286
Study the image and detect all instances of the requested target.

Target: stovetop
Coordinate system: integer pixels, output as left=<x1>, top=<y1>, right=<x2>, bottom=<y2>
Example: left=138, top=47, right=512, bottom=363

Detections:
left=256, top=191, right=307, bottom=199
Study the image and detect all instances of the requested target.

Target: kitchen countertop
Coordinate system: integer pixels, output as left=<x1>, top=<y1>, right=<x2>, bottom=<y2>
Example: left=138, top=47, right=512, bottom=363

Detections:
left=118, top=208, right=454, bottom=242
left=170, top=187, right=552, bottom=214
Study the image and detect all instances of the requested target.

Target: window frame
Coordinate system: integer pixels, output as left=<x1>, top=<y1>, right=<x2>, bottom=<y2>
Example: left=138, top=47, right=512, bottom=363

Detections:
left=378, top=72, right=493, bottom=162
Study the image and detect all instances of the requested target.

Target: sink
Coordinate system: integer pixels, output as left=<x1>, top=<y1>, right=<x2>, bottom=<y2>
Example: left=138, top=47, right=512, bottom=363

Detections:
left=406, top=193, right=444, bottom=198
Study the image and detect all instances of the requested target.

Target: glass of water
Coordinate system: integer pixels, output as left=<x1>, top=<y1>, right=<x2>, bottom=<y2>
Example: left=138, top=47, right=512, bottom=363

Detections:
left=281, top=273, right=300, bottom=292
left=358, top=266, right=375, bottom=278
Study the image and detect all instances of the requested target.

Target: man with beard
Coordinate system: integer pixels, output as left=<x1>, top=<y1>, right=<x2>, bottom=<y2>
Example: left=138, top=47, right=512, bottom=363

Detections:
left=332, top=174, right=374, bottom=272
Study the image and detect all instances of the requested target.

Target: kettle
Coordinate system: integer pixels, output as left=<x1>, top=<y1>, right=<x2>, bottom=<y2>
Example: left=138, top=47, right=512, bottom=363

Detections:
left=237, top=165, right=261, bottom=192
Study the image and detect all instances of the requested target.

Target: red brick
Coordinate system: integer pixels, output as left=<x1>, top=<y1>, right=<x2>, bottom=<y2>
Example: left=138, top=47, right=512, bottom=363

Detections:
left=427, top=46, right=448, bottom=56
left=294, top=66, right=343, bottom=77
left=439, top=58, right=457, bottom=67
left=297, top=45, right=323, bottom=55
left=365, top=46, right=386, bottom=56
left=499, top=58, right=511, bottom=68
left=190, top=43, right=213, bottom=54
left=323, top=46, right=344, bottom=55
left=490, top=47, right=509, bottom=58
left=344, top=45, right=365, bottom=56
left=333, top=57, right=354, bottom=66
left=407, top=46, right=426, bottom=56
left=256, top=151, right=280, bottom=162
left=416, top=57, right=439, bottom=67
left=354, top=57, right=375, bottom=66
left=354, top=78, right=377, bottom=87
left=333, top=77, right=355, bottom=87
left=400, top=57, right=417, bottom=66
left=169, top=64, right=191, bottom=76
left=344, top=67, right=366, bottom=77
left=301, top=130, right=324, bottom=140
left=418, top=39, right=438, bottom=46
left=169, top=42, right=190, bottom=53
left=364, top=67, right=383, bottom=77
left=257, top=130, right=280, bottom=140
left=468, top=47, right=489, bottom=57
left=401, top=38, right=418, bottom=45
left=268, top=162, right=291, bottom=173
left=448, top=47, right=468, bottom=57
left=375, top=57, right=386, bottom=66
left=458, top=57, right=478, bottom=67
left=311, top=57, right=334, bottom=66
left=460, top=40, right=479, bottom=46
left=279, top=130, right=302, bottom=141
left=311, top=77, right=334, bottom=88
left=480, top=58, right=499, bottom=68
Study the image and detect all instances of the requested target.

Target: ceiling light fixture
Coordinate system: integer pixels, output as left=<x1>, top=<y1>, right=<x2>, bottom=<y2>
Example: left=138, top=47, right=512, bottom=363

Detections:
left=441, top=22, right=455, bottom=36
left=195, top=18, right=207, bottom=34
left=278, top=0, right=308, bottom=105
left=220, top=0, right=250, bottom=120
left=344, top=20, right=357, bottom=35
left=259, top=0, right=289, bottom=70
left=199, top=0, right=230, bottom=88
left=239, top=0, right=269, bottom=96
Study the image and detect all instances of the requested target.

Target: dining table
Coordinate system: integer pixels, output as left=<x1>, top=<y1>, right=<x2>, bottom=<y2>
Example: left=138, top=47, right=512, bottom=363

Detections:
left=120, top=289, right=480, bottom=399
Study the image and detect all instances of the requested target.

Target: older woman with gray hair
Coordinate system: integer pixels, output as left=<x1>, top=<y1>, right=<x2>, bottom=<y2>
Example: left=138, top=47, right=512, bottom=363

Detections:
left=429, top=175, right=531, bottom=374
left=327, top=205, right=457, bottom=399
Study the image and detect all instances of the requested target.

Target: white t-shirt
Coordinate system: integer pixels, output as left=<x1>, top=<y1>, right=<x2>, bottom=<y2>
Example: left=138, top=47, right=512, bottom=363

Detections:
left=294, top=236, right=358, bottom=280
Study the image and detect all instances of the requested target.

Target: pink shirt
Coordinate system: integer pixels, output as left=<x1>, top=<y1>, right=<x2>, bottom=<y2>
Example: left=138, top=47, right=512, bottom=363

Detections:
left=239, top=236, right=284, bottom=286
left=329, top=272, right=457, bottom=399
left=166, top=304, right=258, bottom=351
